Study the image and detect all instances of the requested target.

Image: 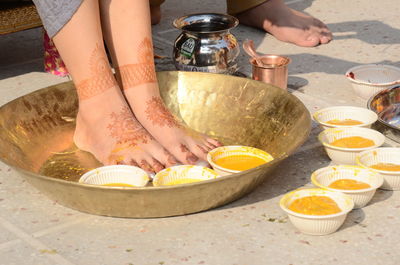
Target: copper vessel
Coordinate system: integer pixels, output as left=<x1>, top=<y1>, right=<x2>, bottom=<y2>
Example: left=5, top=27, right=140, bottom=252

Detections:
left=0, top=71, right=311, bottom=218
left=250, top=55, right=291, bottom=90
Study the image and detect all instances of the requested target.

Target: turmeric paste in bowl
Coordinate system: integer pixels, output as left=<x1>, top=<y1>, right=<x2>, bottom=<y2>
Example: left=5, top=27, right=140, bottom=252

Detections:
left=328, top=179, right=371, bottom=190
left=279, top=188, right=354, bottom=235
left=356, top=148, right=400, bottom=190
left=318, top=127, right=385, bottom=165
left=326, top=119, right=363, bottom=126
left=313, top=106, right=377, bottom=129
left=370, top=163, right=400, bottom=171
left=207, top=146, right=274, bottom=176
left=288, top=195, right=341, bottom=215
left=311, top=165, right=383, bottom=208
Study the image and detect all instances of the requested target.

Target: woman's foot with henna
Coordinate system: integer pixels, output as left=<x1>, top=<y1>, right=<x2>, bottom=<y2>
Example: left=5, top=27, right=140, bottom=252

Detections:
left=74, top=89, right=179, bottom=173
left=123, top=91, right=221, bottom=165
left=72, top=44, right=178, bottom=173
left=236, top=0, right=332, bottom=47
left=116, top=39, right=221, bottom=165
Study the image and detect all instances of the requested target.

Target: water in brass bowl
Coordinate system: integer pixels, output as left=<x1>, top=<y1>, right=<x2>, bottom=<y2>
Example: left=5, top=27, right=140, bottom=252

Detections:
left=0, top=71, right=311, bottom=218
left=368, top=85, right=400, bottom=143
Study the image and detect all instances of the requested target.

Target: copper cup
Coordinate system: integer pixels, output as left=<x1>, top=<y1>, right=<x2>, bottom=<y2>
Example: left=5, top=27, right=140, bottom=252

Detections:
left=250, top=55, right=291, bottom=89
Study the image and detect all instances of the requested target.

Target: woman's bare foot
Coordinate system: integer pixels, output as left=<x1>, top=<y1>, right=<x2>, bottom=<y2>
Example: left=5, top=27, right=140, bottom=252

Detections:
left=115, top=39, right=221, bottom=164
left=123, top=88, right=221, bottom=165
left=236, top=0, right=332, bottom=47
left=74, top=85, right=178, bottom=173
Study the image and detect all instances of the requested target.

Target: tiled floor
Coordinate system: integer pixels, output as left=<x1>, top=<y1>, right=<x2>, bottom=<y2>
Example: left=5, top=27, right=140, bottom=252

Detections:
left=1, top=0, right=400, bottom=264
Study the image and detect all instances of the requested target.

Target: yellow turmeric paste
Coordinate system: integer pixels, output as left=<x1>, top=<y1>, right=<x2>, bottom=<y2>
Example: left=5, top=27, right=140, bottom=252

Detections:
left=370, top=163, right=400, bottom=171
left=326, top=119, right=363, bottom=126
left=215, top=155, right=266, bottom=171
left=330, top=136, right=375, bottom=148
left=289, top=196, right=341, bottom=215
left=328, top=179, right=371, bottom=190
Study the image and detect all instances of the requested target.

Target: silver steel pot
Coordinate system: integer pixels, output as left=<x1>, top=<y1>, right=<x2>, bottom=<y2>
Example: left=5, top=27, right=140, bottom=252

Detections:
left=173, top=13, right=240, bottom=74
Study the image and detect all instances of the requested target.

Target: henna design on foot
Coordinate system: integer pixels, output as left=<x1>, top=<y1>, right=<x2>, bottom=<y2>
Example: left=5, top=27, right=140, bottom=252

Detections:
left=130, top=159, right=140, bottom=167
left=150, top=158, right=164, bottom=172
left=180, top=144, right=198, bottom=163
left=107, top=106, right=151, bottom=146
left=117, top=37, right=157, bottom=89
left=164, top=150, right=179, bottom=165
left=196, top=144, right=208, bottom=154
left=140, top=159, right=153, bottom=172
left=145, top=96, right=180, bottom=128
left=75, top=43, right=117, bottom=100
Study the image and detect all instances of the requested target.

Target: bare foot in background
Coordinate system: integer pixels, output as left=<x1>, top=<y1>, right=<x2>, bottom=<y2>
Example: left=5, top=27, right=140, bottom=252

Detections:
left=237, top=0, right=332, bottom=47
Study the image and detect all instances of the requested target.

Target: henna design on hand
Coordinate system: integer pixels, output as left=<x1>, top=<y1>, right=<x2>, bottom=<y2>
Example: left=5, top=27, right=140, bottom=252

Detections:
left=145, top=96, right=180, bottom=128
left=117, top=37, right=157, bottom=89
left=75, top=43, right=117, bottom=100
left=107, top=106, right=151, bottom=146
left=180, top=144, right=198, bottom=163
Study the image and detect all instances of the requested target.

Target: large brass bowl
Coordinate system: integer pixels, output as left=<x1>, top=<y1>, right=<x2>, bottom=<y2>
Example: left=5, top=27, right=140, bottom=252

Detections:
left=0, top=71, right=311, bottom=218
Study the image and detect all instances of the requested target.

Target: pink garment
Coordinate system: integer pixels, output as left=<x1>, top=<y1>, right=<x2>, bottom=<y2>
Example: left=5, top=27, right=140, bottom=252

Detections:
left=43, top=30, right=69, bottom=77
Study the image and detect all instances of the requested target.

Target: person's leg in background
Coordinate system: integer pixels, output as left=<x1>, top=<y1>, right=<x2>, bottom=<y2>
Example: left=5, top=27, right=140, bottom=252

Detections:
left=40, top=0, right=163, bottom=78
left=99, top=0, right=221, bottom=165
left=51, top=0, right=178, bottom=173
left=228, top=0, right=332, bottom=47
left=149, top=0, right=164, bottom=25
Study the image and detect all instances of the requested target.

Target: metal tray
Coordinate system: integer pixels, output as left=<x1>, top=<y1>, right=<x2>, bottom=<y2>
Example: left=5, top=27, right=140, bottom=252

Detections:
left=368, top=85, right=400, bottom=143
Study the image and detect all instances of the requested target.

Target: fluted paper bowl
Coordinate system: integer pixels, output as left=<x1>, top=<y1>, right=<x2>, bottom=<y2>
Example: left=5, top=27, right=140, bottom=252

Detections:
left=318, top=127, right=385, bottom=165
left=313, top=106, right=378, bottom=130
left=311, top=165, right=383, bottom=208
left=346, top=64, right=400, bottom=100
left=356, top=148, right=400, bottom=190
left=280, top=188, right=354, bottom=235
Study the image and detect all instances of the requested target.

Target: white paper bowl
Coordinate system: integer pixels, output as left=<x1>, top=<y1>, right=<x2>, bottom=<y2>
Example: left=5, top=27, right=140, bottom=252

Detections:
left=207, top=145, right=274, bottom=176
left=311, top=165, right=383, bottom=208
left=345, top=64, right=400, bottom=100
left=318, top=127, right=385, bottom=165
left=313, top=106, right=378, bottom=130
left=356, top=148, right=400, bottom=190
left=79, top=165, right=150, bottom=187
left=279, top=188, right=354, bottom=235
left=153, top=165, right=220, bottom=186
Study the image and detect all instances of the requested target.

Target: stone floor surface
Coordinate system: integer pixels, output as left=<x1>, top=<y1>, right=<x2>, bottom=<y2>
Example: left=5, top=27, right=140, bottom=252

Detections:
left=1, top=0, right=400, bottom=264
